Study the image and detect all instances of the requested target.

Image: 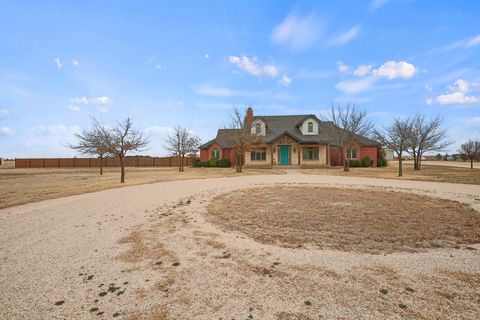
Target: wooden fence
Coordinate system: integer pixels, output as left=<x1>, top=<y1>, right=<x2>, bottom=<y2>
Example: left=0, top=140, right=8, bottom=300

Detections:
left=15, top=156, right=199, bottom=169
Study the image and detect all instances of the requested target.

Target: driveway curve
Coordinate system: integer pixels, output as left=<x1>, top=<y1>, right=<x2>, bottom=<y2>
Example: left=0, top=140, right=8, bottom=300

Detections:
left=1, top=172, right=480, bottom=319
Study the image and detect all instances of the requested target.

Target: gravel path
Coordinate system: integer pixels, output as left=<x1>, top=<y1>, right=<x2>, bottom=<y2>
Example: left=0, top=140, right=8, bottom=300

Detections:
left=1, top=172, right=480, bottom=319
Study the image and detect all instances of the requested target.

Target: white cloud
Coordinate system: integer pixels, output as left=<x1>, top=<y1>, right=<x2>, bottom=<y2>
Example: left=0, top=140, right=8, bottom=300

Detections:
left=336, top=76, right=375, bottom=94
left=98, top=106, right=109, bottom=114
left=194, top=84, right=264, bottom=97
left=70, top=96, right=113, bottom=106
left=327, top=26, right=360, bottom=46
left=33, top=124, right=81, bottom=136
left=271, top=12, right=323, bottom=50
left=425, top=84, right=433, bottom=92
left=228, top=55, right=279, bottom=78
left=431, top=79, right=480, bottom=105
left=279, top=74, right=292, bottom=86
left=372, top=61, right=417, bottom=79
left=370, top=0, right=391, bottom=11
left=465, top=34, right=480, bottom=48
left=336, top=61, right=350, bottom=74
left=155, top=64, right=162, bottom=70
left=68, top=105, right=81, bottom=112
left=204, top=54, right=209, bottom=59
left=0, top=126, right=13, bottom=137
left=436, top=92, right=478, bottom=105
left=72, top=59, right=80, bottom=66
left=353, top=64, right=372, bottom=77
left=53, top=58, right=63, bottom=69
left=426, top=98, right=433, bottom=105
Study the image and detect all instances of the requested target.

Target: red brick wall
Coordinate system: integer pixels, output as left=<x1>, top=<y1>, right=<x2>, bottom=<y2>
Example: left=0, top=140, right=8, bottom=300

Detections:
left=359, top=147, right=378, bottom=167
left=200, top=149, right=209, bottom=161
left=199, top=147, right=236, bottom=166
left=329, top=146, right=344, bottom=166
left=222, top=149, right=237, bottom=166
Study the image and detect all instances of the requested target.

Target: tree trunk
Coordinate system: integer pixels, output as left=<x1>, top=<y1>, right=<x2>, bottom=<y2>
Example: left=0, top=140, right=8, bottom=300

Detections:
left=236, top=154, right=242, bottom=173
left=120, top=155, right=125, bottom=183
left=343, top=149, right=349, bottom=172
left=99, top=155, right=103, bottom=175
left=398, top=152, right=403, bottom=177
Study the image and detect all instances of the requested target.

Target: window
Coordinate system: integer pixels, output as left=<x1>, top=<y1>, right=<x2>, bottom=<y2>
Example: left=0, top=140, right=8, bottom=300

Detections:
left=211, top=149, right=220, bottom=159
left=303, top=147, right=319, bottom=161
left=307, top=121, right=313, bottom=133
left=347, top=148, right=357, bottom=159
left=251, top=149, right=267, bottom=161
left=255, top=122, right=261, bottom=134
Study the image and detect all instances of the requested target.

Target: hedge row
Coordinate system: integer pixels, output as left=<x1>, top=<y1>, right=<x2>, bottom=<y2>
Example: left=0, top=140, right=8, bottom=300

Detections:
left=195, top=158, right=231, bottom=168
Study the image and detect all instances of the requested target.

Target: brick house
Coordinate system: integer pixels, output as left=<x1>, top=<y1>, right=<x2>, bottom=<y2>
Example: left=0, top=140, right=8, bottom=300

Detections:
left=199, top=107, right=380, bottom=168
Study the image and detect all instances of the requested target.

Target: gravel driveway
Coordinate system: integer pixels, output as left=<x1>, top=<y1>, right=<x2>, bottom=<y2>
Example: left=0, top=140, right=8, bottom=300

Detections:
left=1, top=172, right=479, bottom=319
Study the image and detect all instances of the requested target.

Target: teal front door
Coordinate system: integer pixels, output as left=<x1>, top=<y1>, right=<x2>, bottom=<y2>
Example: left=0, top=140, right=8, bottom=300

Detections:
left=279, top=145, right=290, bottom=165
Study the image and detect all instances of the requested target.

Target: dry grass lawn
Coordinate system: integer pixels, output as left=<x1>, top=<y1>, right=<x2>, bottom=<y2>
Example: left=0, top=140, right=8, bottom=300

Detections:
left=207, top=186, right=480, bottom=253
left=304, top=161, right=480, bottom=185
left=0, top=166, right=284, bottom=209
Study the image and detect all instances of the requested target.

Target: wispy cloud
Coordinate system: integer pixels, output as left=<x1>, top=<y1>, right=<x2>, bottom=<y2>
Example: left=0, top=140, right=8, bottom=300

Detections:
left=336, top=77, right=375, bottom=94
left=353, top=65, right=372, bottom=77
left=278, top=74, right=292, bottom=86
left=327, top=26, right=360, bottom=46
left=271, top=12, right=324, bottom=50
left=336, top=61, right=350, bottom=74
left=72, top=59, right=80, bottom=67
left=0, top=126, right=14, bottom=137
left=228, top=55, right=279, bottom=78
left=370, top=0, right=391, bottom=11
left=53, top=58, right=63, bottom=69
left=194, top=84, right=264, bottom=97
left=69, top=96, right=114, bottom=113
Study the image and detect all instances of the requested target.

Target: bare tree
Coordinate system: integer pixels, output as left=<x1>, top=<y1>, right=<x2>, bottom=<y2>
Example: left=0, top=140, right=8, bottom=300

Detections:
left=330, top=104, right=375, bottom=172
left=230, top=105, right=264, bottom=173
left=69, top=118, right=110, bottom=175
left=406, top=114, right=451, bottom=170
left=458, top=140, right=480, bottom=169
left=106, top=117, right=150, bottom=183
left=165, top=126, right=200, bottom=172
left=373, top=117, right=412, bottom=177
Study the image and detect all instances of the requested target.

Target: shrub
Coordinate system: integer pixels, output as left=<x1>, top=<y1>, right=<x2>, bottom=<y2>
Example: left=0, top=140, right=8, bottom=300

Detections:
left=361, top=156, right=372, bottom=167
left=217, top=158, right=231, bottom=167
left=377, top=159, right=388, bottom=167
left=195, top=161, right=210, bottom=167
left=348, top=159, right=361, bottom=167
left=209, top=157, right=218, bottom=167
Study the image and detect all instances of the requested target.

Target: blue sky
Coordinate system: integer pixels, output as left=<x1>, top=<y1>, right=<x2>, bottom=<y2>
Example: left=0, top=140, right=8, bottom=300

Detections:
left=1, top=0, right=479, bottom=157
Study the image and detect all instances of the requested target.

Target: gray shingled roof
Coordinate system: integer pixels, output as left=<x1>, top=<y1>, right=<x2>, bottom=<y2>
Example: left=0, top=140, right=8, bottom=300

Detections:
left=201, top=114, right=379, bottom=148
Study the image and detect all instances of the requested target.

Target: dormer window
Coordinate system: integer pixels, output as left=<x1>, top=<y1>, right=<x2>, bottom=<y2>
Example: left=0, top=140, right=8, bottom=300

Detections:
left=307, top=122, right=313, bottom=133
left=255, top=122, right=261, bottom=134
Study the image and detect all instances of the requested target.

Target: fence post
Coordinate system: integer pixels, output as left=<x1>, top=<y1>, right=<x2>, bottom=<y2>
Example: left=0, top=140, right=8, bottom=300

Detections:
left=73, top=158, right=76, bottom=168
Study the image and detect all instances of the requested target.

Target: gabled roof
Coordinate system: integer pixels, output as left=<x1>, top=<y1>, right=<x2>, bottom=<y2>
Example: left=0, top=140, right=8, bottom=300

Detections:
left=199, top=129, right=241, bottom=149
left=200, top=114, right=380, bottom=149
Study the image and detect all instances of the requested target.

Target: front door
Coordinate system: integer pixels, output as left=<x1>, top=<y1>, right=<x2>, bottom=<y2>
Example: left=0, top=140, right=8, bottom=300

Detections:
left=279, top=145, right=290, bottom=165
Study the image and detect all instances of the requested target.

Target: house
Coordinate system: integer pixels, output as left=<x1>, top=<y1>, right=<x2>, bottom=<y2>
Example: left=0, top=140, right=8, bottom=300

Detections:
left=199, top=107, right=380, bottom=168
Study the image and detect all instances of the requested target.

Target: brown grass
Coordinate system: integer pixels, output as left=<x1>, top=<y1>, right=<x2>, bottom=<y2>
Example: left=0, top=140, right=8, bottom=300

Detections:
left=0, top=166, right=283, bottom=209
left=207, top=186, right=480, bottom=253
left=304, top=161, right=480, bottom=185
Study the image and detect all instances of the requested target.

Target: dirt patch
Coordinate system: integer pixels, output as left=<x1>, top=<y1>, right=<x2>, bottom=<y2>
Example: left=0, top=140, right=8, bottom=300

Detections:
left=207, top=186, right=480, bottom=253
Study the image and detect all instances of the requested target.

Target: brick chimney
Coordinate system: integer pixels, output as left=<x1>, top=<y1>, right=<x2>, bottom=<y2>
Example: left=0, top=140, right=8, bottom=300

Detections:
left=246, top=106, right=253, bottom=124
